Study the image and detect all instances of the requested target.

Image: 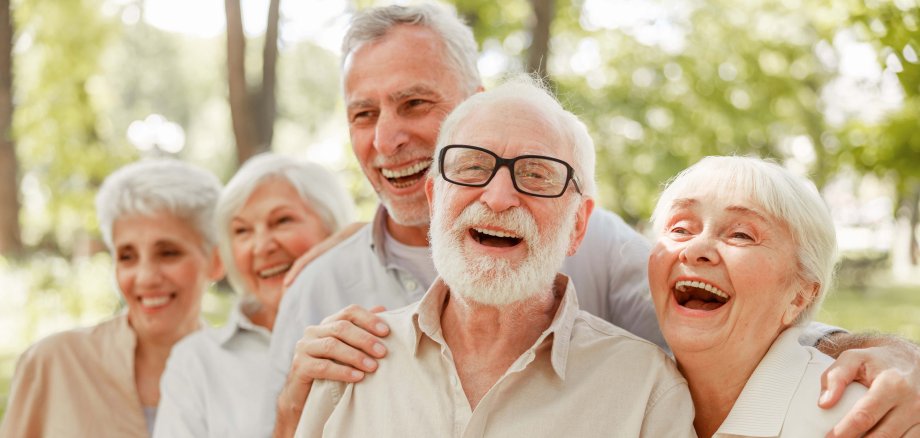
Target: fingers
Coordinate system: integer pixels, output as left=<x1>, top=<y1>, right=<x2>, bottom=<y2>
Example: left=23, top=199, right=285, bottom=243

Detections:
left=826, top=387, right=890, bottom=438
left=821, top=350, right=868, bottom=409
left=283, top=221, right=368, bottom=287
left=320, top=304, right=390, bottom=339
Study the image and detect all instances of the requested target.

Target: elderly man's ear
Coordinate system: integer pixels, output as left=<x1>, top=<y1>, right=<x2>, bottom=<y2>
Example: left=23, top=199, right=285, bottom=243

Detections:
left=425, top=176, right=436, bottom=216
left=567, top=197, right=595, bottom=257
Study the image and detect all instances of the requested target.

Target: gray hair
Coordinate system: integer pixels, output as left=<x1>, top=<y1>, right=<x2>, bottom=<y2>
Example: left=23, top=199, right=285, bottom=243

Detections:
left=342, top=3, right=481, bottom=94
left=215, top=153, right=356, bottom=296
left=95, top=159, right=222, bottom=253
left=432, top=74, right=598, bottom=197
left=650, top=156, right=837, bottom=324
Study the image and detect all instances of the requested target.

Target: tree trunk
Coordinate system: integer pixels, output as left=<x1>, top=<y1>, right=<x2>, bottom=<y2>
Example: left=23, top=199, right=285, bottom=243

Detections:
left=908, top=181, right=920, bottom=266
left=526, top=0, right=555, bottom=78
left=257, top=0, right=280, bottom=150
left=0, top=0, right=21, bottom=257
left=225, top=0, right=258, bottom=165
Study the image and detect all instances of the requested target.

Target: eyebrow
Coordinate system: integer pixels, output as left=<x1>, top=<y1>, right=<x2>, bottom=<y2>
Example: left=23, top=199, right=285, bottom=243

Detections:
left=390, top=85, right=438, bottom=102
left=670, top=198, right=769, bottom=222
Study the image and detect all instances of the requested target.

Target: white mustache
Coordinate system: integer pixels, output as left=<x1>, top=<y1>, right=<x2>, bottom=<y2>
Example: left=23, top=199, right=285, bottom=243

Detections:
left=452, top=202, right=538, bottom=244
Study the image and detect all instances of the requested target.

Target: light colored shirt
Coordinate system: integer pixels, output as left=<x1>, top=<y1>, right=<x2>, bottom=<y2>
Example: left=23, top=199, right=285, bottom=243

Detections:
left=714, top=327, right=867, bottom=437
left=0, top=314, right=149, bottom=438
left=154, top=303, right=274, bottom=438
left=294, top=274, right=695, bottom=438
left=266, top=206, right=665, bottom=430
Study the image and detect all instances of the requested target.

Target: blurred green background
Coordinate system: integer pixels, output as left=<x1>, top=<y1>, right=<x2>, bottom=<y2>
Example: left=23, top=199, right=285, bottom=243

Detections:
left=1, top=0, right=919, bottom=420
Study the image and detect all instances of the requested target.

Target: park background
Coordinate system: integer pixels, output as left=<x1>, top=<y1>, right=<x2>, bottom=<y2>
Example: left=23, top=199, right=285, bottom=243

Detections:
left=0, top=0, right=918, bottom=419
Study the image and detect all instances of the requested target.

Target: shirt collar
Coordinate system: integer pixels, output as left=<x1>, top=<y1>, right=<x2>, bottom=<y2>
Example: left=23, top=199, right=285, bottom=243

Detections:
left=715, top=326, right=810, bottom=437
left=214, top=301, right=271, bottom=346
left=407, top=273, right=581, bottom=380
left=369, top=205, right=390, bottom=266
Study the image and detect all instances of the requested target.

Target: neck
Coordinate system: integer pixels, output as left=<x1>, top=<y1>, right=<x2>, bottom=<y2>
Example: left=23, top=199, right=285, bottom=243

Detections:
left=133, top=321, right=198, bottom=407
left=675, top=341, right=774, bottom=437
left=386, top=216, right=430, bottom=247
left=248, top=305, right=277, bottom=331
left=441, top=289, right=560, bottom=409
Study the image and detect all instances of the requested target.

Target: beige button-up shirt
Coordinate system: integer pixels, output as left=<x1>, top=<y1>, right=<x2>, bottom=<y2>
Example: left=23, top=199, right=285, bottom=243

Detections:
left=295, top=274, right=695, bottom=438
left=0, top=313, right=149, bottom=438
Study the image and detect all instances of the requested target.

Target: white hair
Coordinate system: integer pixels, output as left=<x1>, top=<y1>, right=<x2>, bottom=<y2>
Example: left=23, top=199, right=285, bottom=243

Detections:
left=215, top=153, right=356, bottom=296
left=342, top=3, right=481, bottom=94
left=433, top=74, right=597, bottom=197
left=651, top=156, right=837, bottom=324
left=95, top=159, right=222, bottom=253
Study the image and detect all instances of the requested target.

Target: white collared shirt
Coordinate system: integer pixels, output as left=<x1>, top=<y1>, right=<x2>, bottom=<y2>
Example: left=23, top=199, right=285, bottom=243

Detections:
left=295, top=274, right=695, bottom=438
left=714, top=327, right=868, bottom=437
left=154, top=303, right=274, bottom=438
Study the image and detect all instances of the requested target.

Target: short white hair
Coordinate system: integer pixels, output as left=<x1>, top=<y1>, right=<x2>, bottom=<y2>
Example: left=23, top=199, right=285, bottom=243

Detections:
left=651, top=156, right=837, bottom=324
left=95, top=159, right=222, bottom=253
left=215, top=153, right=356, bottom=295
left=343, top=3, right=481, bottom=95
left=433, top=74, right=597, bottom=197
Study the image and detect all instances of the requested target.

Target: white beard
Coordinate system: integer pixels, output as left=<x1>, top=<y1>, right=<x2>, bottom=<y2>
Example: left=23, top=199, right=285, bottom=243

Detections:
left=430, top=183, right=578, bottom=306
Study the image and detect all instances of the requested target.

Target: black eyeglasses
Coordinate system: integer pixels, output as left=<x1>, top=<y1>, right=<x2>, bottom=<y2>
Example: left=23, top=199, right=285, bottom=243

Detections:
left=438, top=144, right=582, bottom=198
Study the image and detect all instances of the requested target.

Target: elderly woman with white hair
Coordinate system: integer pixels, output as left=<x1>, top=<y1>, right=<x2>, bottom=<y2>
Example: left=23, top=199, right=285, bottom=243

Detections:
left=0, top=160, right=223, bottom=437
left=648, top=156, right=867, bottom=437
left=154, top=153, right=355, bottom=437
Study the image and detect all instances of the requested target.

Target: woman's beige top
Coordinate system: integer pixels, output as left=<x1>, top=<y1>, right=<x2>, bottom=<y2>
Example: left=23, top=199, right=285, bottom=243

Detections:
left=0, top=313, right=149, bottom=438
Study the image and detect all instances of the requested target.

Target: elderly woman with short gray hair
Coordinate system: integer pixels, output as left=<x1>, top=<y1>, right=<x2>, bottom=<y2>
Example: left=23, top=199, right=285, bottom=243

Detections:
left=648, top=156, right=867, bottom=437
left=154, top=152, right=355, bottom=438
left=0, top=159, right=223, bottom=437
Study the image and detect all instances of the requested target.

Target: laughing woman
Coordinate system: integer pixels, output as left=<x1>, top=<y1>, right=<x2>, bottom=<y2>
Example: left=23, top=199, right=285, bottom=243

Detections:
left=648, top=156, right=866, bottom=437
left=0, top=160, right=223, bottom=437
left=154, top=153, right=355, bottom=437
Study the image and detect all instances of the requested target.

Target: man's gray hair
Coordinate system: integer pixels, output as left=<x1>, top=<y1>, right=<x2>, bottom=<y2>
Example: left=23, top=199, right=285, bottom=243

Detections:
left=95, top=159, right=222, bottom=253
left=432, top=74, right=598, bottom=197
left=215, top=153, right=356, bottom=296
left=651, top=156, right=837, bottom=324
left=342, top=3, right=481, bottom=94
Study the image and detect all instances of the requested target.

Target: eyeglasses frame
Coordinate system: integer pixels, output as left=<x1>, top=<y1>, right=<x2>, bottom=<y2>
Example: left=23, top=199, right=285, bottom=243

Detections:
left=438, top=144, right=583, bottom=199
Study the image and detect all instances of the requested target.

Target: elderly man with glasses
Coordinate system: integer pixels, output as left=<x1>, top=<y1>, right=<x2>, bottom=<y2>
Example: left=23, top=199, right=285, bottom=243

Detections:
left=292, top=77, right=696, bottom=437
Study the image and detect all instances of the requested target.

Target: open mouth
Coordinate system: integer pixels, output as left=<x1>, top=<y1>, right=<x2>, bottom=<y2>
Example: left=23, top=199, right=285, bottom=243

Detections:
left=258, top=263, right=292, bottom=279
left=380, top=160, right=432, bottom=189
left=674, top=280, right=729, bottom=311
left=469, top=227, right=523, bottom=248
left=139, top=294, right=175, bottom=309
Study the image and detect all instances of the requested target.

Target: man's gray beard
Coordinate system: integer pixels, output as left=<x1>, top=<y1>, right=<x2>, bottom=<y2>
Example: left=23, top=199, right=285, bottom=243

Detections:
left=430, top=184, right=578, bottom=306
left=380, top=188, right=430, bottom=227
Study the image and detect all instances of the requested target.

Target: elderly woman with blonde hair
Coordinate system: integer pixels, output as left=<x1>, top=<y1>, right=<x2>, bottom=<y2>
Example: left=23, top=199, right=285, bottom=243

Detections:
left=0, top=159, right=223, bottom=437
left=648, top=156, right=867, bottom=437
left=154, top=153, right=356, bottom=437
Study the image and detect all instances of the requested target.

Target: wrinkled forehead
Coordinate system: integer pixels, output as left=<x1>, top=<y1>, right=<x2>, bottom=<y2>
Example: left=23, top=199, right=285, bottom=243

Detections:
left=450, top=101, right=570, bottom=158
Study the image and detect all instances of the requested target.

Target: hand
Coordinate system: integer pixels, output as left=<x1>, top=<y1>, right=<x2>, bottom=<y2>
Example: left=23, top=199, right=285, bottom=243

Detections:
left=820, top=337, right=920, bottom=438
left=274, top=305, right=390, bottom=438
left=283, top=222, right=366, bottom=287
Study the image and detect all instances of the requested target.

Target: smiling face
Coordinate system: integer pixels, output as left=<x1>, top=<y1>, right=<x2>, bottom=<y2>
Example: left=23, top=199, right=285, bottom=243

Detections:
left=427, top=103, right=592, bottom=306
left=230, top=178, right=330, bottom=313
left=343, top=24, right=471, bottom=229
left=648, top=189, right=812, bottom=359
left=113, top=212, right=221, bottom=343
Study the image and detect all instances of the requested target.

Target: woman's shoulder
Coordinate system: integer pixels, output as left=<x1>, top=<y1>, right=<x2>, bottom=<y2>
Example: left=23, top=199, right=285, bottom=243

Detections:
left=21, top=314, right=128, bottom=364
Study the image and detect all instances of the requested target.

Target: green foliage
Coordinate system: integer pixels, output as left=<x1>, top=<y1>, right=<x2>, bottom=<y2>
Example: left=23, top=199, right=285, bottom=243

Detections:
left=13, top=0, right=130, bottom=253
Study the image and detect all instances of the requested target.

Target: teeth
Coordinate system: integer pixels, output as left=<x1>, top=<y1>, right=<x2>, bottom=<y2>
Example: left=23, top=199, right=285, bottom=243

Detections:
left=381, top=160, right=432, bottom=179
left=259, top=263, right=291, bottom=278
left=474, top=228, right=521, bottom=239
left=140, top=296, right=170, bottom=308
left=675, top=280, right=729, bottom=299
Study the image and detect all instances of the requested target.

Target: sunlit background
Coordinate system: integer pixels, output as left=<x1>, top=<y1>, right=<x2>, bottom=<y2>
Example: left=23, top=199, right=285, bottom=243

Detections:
left=1, top=0, right=918, bottom=418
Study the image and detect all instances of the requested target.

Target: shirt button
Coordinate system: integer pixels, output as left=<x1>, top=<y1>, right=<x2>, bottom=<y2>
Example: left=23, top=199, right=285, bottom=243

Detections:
left=405, top=280, right=417, bottom=290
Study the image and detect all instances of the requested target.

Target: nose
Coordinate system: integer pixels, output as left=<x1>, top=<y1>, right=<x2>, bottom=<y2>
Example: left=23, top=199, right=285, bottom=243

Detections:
left=136, top=257, right=163, bottom=287
left=372, top=109, right=409, bottom=156
left=679, top=233, right=721, bottom=265
left=479, top=167, right=521, bottom=213
left=253, top=227, right=279, bottom=257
